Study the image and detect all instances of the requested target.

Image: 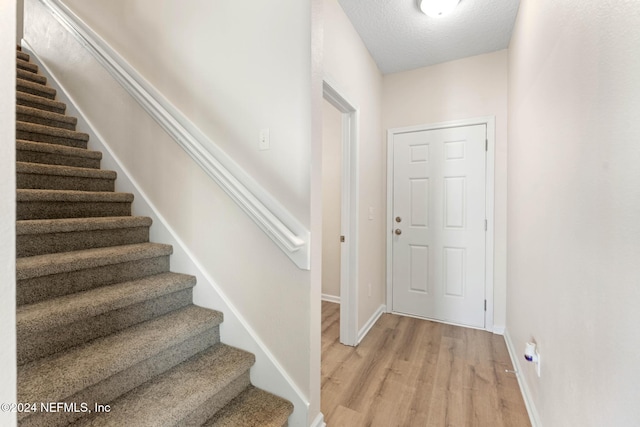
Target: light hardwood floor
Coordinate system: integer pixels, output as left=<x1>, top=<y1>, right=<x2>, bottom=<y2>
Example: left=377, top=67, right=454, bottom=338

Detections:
left=321, top=301, right=531, bottom=427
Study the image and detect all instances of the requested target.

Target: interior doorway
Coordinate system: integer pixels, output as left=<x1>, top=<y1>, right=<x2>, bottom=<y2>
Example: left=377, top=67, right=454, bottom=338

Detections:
left=321, top=99, right=342, bottom=304
left=322, top=78, right=358, bottom=346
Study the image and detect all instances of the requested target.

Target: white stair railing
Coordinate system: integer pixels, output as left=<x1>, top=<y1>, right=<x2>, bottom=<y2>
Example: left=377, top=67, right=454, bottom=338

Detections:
left=38, top=0, right=310, bottom=270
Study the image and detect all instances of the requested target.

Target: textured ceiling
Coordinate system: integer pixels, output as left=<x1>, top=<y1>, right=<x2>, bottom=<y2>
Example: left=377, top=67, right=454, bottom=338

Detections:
left=337, top=0, right=521, bottom=74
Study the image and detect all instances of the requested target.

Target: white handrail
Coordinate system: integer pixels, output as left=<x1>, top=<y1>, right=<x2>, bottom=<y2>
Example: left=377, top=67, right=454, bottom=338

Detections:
left=39, top=0, right=310, bottom=269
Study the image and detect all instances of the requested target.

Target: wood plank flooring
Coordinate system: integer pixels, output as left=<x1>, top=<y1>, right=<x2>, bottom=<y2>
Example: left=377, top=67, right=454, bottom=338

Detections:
left=321, top=301, right=531, bottom=427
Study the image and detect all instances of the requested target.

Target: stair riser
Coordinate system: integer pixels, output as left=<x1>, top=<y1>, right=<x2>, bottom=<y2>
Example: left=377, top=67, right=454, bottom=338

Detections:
left=17, top=149, right=100, bottom=169
left=17, top=82, right=56, bottom=100
left=17, top=226, right=149, bottom=258
left=18, top=327, right=220, bottom=427
left=17, top=256, right=170, bottom=305
left=18, top=288, right=193, bottom=365
left=17, top=172, right=115, bottom=192
left=17, top=68, right=46, bottom=85
left=17, top=200, right=131, bottom=220
left=181, top=372, right=252, bottom=426
left=17, top=98, right=65, bottom=115
left=16, top=130, right=87, bottom=149
left=17, top=113, right=76, bottom=130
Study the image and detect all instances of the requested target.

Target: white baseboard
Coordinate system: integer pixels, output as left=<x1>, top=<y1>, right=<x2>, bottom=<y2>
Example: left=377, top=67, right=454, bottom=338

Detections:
left=503, top=329, right=542, bottom=427
left=310, top=412, right=326, bottom=427
left=493, top=325, right=506, bottom=335
left=321, top=294, right=341, bottom=304
left=357, top=304, right=386, bottom=344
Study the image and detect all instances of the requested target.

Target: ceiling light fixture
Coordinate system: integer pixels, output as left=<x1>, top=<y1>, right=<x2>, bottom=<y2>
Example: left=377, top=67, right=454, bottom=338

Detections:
left=418, top=0, right=461, bottom=17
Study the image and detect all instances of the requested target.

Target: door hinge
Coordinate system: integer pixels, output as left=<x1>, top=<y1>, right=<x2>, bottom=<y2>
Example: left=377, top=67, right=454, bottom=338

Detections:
left=484, top=300, right=487, bottom=311
left=485, top=219, right=488, bottom=231
left=485, top=139, right=488, bottom=151
left=340, top=235, right=345, bottom=242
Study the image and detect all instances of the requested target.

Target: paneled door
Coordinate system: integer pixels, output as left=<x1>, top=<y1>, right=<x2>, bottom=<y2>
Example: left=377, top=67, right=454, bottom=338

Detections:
left=391, top=125, right=487, bottom=328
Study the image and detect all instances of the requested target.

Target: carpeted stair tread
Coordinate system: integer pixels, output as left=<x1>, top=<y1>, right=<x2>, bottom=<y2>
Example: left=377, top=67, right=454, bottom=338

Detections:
left=16, top=242, right=171, bottom=280
left=17, top=121, right=89, bottom=149
left=17, top=140, right=100, bottom=169
left=203, top=386, right=294, bottom=427
left=20, top=330, right=222, bottom=426
left=17, top=68, right=47, bottom=85
left=73, top=344, right=254, bottom=427
left=18, top=305, right=224, bottom=405
left=17, top=49, right=29, bottom=61
left=17, top=161, right=116, bottom=192
left=17, top=57, right=38, bottom=73
left=17, top=91, right=66, bottom=114
left=17, top=161, right=115, bottom=180
left=17, top=189, right=133, bottom=220
left=16, top=272, right=196, bottom=365
left=18, top=121, right=88, bottom=141
left=17, top=77, right=57, bottom=99
left=17, top=216, right=151, bottom=235
left=17, top=272, right=196, bottom=335
left=16, top=251, right=171, bottom=307
left=16, top=216, right=152, bottom=257
left=17, top=105, right=77, bottom=130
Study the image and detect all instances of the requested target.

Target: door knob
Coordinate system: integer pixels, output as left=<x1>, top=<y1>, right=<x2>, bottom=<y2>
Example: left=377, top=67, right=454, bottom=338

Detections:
left=394, top=229, right=402, bottom=235
left=395, top=216, right=402, bottom=223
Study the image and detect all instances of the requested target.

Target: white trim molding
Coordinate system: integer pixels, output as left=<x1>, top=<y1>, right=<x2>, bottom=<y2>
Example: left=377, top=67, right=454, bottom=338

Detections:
left=321, top=294, right=341, bottom=304
left=38, top=0, right=310, bottom=270
left=386, top=117, right=496, bottom=331
left=504, top=330, right=542, bottom=427
left=310, top=412, right=327, bottom=427
left=357, top=304, right=386, bottom=344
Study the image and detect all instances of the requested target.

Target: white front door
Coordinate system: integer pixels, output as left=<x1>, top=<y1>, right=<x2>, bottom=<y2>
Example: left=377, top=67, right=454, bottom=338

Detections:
left=391, top=125, right=487, bottom=328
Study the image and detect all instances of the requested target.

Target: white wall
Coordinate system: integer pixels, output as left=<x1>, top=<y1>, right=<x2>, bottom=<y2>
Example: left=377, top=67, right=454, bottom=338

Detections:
left=24, top=0, right=316, bottom=425
left=382, top=50, right=509, bottom=331
left=321, top=99, right=342, bottom=299
left=0, top=1, right=17, bottom=426
left=507, top=0, right=640, bottom=425
left=323, top=0, right=385, bottom=331
left=61, top=0, right=311, bottom=223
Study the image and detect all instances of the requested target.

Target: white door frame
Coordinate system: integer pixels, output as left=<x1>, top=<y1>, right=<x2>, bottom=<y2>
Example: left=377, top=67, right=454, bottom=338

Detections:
left=386, top=116, right=496, bottom=332
left=323, top=77, right=359, bottom=346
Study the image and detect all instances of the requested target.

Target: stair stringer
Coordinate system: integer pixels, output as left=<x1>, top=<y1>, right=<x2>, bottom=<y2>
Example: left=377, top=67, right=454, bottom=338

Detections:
left=21, top=41, right=310, bottom=427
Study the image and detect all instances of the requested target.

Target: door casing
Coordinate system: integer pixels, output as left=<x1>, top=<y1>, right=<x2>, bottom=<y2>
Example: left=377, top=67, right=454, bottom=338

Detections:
left=386, top=117, right=496, bottom=332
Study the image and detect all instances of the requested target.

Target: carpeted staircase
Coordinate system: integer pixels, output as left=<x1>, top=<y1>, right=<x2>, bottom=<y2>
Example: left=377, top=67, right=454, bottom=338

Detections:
left=15, top=46, right=293, bottom=427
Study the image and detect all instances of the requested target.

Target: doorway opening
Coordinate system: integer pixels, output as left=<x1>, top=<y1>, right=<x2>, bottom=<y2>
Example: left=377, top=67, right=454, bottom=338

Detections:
left=322, top=78, right=358, bottom=346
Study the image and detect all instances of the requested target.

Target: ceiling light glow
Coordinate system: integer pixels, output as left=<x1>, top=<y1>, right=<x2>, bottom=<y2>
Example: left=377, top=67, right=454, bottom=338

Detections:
left=419, top=0, right=461, bottom=17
